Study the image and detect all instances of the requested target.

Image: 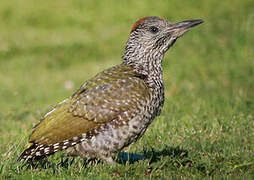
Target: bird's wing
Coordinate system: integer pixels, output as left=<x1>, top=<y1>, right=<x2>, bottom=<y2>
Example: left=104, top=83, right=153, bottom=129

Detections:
left=29, top=66, right=150, bottom=145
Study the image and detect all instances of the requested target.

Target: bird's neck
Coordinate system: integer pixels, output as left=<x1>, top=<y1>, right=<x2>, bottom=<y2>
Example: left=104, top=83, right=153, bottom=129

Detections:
left=122, top=45, right=164, bottom=89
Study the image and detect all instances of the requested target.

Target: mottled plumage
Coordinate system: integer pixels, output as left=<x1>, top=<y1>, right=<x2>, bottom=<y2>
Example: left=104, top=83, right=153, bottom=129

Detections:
left=19, top=16, right=203, bottom=164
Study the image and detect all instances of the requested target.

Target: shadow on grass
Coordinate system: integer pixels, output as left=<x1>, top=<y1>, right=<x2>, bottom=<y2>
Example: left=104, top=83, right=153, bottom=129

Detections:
left=117, top=146, right=188, bottom=164
left=20, top=146, right=189, bottom=170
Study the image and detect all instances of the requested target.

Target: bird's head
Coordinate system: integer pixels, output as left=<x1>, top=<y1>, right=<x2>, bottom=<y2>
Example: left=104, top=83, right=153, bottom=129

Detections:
left=123, top=16, right=203, bottom=68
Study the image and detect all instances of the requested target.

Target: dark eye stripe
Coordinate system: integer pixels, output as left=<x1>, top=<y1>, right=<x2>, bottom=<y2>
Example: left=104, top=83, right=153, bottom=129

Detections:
left=150, top=26, right=159, bottom=34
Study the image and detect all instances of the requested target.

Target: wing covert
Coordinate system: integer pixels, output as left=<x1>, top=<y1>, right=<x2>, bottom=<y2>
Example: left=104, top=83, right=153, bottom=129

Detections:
left=29, top=70, right=150, bottom=145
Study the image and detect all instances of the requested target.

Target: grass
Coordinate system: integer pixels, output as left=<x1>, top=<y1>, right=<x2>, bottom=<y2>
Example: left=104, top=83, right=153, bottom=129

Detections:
left=0, top=0, right=254, bottom=179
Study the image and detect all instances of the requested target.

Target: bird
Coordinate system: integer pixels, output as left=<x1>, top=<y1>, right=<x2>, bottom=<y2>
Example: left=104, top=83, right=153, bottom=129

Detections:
left=18, top=16, right=203, bottom=164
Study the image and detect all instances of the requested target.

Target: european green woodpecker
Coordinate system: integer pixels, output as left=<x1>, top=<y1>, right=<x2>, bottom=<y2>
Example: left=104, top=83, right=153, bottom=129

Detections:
left=19, top=16, right=203, bottom=164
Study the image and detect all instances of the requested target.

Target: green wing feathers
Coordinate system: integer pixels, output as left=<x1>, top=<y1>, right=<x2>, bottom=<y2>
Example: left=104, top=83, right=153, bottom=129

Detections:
left=29, top=99, right=101, bottom=145
left=29, top=64, right=150, bottom=147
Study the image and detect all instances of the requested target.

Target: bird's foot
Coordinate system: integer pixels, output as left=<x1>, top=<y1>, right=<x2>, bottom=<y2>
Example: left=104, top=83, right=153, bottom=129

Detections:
left=100, top=156, right=116, bottom=165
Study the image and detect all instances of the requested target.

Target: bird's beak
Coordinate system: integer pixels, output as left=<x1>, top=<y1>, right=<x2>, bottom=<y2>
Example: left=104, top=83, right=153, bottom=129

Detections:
left=167, top=19, right=204, bottom=37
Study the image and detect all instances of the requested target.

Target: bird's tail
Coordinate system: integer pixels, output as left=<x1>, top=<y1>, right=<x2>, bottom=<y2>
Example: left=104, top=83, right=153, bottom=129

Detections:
left=18, top=135, right=85, bottom=162
left=18, top=143, right=53, bottom=162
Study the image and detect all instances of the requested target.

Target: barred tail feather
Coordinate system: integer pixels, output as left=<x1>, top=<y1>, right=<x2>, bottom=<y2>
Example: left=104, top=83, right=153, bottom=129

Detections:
left=18, top=143, right=48, bottom=162
left=18, top=134, right=86, bottom=162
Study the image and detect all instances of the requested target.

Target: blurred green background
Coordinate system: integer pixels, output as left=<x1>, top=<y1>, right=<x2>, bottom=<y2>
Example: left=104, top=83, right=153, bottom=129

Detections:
left=0, top=0, right=254, bottom=179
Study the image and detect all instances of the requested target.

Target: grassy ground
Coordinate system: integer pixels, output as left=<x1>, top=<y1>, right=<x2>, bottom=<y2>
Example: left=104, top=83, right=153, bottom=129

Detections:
left=0, top=0, right=254, bottom=179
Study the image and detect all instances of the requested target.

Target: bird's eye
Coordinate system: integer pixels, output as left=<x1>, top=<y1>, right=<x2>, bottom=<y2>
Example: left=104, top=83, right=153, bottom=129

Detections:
left=150, top=26, right=159, bottom=34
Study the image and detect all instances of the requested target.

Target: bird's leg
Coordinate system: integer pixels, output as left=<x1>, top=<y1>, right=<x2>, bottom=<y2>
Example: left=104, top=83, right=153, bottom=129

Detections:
left=100, top=155, right=116, bottom=165
left=67, top=146, right=116, bottom=165
left=66, top=147, right=80, bottom=157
